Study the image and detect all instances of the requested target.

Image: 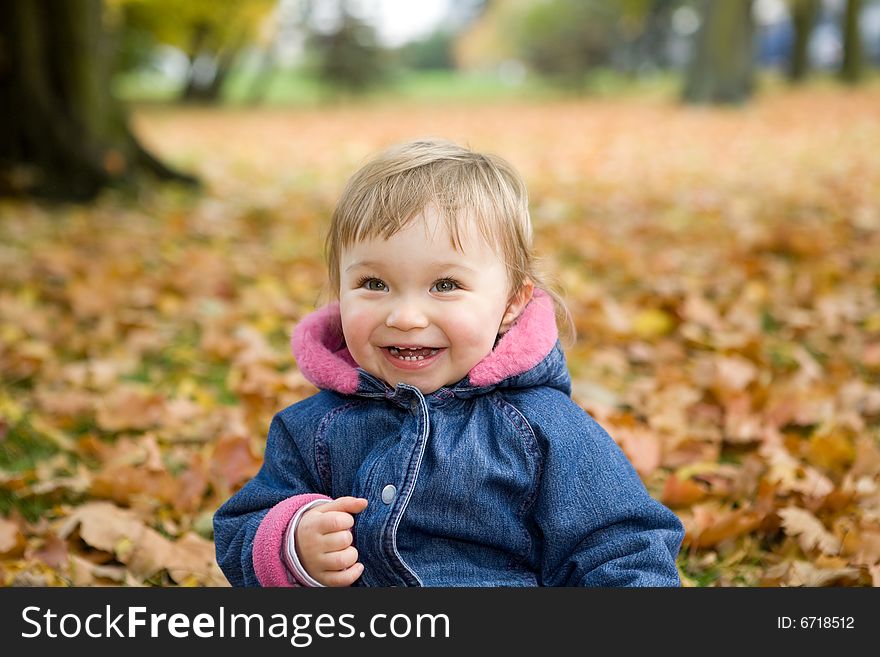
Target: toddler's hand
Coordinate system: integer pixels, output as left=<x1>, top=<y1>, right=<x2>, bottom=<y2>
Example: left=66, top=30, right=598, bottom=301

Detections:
left=295, top=496, right=368, bottom=587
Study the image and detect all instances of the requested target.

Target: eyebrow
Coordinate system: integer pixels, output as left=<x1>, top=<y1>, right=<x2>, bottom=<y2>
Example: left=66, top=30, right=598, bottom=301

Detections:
left=345, top=260, right=478, bottom=274
left=344, top=260, right=381, bottom=272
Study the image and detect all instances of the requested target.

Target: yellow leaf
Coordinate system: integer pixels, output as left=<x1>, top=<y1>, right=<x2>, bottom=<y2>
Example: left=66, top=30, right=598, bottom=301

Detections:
left=807, top=432, right=855, bottom=473
left=0, top=393, right=24, bottom=424
left=29, top=415, right=76, bottom=451
left=632, top=309, right=675, bottom=339
left=115, top=536, right=134, bottom=561
left=0, top=324, right=25, bottom=344
left=864, top=312, right=880, bottom=333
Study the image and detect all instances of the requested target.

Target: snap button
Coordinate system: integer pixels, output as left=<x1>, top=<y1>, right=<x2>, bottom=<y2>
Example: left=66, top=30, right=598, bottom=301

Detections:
left=381, top=484, right=397, bottom=504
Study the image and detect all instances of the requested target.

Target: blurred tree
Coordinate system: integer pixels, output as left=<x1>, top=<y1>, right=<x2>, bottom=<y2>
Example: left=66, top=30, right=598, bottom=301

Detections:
left=305, top=2, right=387, bottom=94
left=0, top=0, right=196, bottom=201
left=115, top=0, right=274, bottom=103
left=514, top=0, right=619, bottom=83
left=631, top=0, right=678, bottom=71
left=456, top=0, right=671, bottom=82
left=388, top=0, right=485, bottom=72
left=788, top=0, right=819, bottom=82
left=840, top=0, right=864, bottom=83
left=454, top=0, right=522, bottom=71
left=398, top=31, right=457, bottom=70
left=683, top=0, right=755, bottom=104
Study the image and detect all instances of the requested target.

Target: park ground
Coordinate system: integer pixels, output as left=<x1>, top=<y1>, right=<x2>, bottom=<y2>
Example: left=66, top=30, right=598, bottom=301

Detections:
left=1, top=84, right=879, bottom=586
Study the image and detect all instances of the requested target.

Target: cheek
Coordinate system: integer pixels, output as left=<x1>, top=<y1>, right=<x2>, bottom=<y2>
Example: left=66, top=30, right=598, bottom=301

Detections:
left=340, top=304, right=379, bottom=352
left=444, top=311, right=500, bottom=352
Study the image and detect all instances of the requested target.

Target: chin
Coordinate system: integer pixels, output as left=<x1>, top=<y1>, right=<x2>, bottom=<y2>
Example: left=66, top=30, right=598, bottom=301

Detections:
left=413, top=383, right=442, bottom=395
left=387, top=373, right=442, bottom=395
left=394, top=377, right=439, bottom=394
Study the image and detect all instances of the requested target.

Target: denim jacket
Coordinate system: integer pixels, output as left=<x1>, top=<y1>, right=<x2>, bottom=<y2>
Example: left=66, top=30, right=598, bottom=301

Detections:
left=213, top=290, right=684, bottom=587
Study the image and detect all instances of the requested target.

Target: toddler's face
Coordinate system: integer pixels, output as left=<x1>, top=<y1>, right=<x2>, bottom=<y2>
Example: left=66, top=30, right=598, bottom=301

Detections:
left=338, top=208, right=531, bottom=395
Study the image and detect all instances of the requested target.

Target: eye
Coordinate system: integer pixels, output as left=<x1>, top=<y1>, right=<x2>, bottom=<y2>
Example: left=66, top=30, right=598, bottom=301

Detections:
left=356, top=276, right=387, bottom=291
left=432, top=278, right=461, bottom=293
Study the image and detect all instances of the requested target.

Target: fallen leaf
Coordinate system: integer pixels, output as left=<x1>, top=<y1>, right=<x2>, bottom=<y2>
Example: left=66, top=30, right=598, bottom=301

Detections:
left=715, top=355, right=758, bottom=392
left=210, top=435, right=263, bottom=491
left=57, top=501, right=223, bottom=584
left=688, top=506, right=764, bottom=548
left=90, top=464, right=180, bottom=507
left=807, top=431, right=856, bottom=473
left=0, top=517, right=26, bottom=558
left=95, top=385, right=167, bottom=431
left=661, top=473, right=707, bottom=507
left=778, top=506, right=841, bottom=555
left=614, top=425, right=662, bottom=477
left=784, top=560, right=861, bottom=587
left=632, top=308, right=675, bottom=339
left=26, top=532, right=69, bottom=569
left=166, top=532, right=228, bottom=586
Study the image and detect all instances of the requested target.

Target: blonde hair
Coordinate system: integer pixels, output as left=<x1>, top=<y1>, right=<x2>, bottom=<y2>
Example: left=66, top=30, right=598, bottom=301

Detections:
left=324, top=138, right=574, bottom=345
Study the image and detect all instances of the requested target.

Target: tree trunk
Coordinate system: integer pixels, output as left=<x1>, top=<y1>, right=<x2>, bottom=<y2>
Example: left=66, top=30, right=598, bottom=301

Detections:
left=0, top=0, right=197, bottom=201
left=244, top=45, right=276, bottom=106
left=181, top=25, right=242, bottom=104
left=840, top=0, right=863, bottom=84
left=640, top=0, right=676, bottom=70
left=195, top=45, right=240, bottom=103
left=788, top=0, right=818, bottom=83
left=683, top=0, right=755, bottom=104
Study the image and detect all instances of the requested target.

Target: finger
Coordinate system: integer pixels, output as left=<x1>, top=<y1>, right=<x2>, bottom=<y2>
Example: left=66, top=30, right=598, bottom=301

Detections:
left=320, top=529, right=353, bottom=552
left=316, top=496, right=368, bottom=515
left=321, top=562, right=364, bottom=588
left=318, top=545, right=359, bottom=572
left=314, top=510, right=356, bottom=534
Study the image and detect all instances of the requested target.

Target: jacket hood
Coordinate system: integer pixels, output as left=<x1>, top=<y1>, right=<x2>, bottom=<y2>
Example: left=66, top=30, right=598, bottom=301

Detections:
left=290, top=288, right=570, bottom=398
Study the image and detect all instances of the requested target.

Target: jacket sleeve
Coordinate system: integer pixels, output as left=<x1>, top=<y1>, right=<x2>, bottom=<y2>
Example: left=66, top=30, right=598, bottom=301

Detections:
left=526, top=392, right=684, bottom=587
left=213, top=412, right=330, bottom=587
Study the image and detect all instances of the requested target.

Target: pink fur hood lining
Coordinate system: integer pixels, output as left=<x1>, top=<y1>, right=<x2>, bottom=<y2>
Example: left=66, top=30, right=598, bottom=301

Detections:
left=290, top=288, right=558, bottom=395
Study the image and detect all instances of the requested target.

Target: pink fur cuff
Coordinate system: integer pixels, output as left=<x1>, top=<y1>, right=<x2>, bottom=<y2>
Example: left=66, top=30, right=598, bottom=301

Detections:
left=252, top=493, right=332, bottom=587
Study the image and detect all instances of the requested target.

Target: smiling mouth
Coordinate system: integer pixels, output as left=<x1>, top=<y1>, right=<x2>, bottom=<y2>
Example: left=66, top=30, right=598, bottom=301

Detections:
left=385, top=346, right=441, bottom=361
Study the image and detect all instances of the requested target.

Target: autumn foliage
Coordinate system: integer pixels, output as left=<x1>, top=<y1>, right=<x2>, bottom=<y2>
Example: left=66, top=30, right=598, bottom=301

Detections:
left=1, top=87, right=879, bottom=586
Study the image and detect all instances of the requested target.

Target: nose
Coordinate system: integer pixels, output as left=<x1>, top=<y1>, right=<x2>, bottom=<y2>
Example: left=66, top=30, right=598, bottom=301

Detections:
left=385, top=297, right=429, bottom=331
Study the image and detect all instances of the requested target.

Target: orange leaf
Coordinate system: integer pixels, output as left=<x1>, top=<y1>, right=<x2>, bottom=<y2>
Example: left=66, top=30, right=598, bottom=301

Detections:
left=688, top=508, right=763, bottom=548
left=95, top=385, right=167, bottom=432
left=91, top=464, right=180, bottom=506
left=661, top=473, right=707, bottom=508
left=614, top=425, right=661, bottom=478
left=0, top=517, right=26, bottom=558
left=807, top=432, right=856, bottom=473
left=210, top=435, right=262, bottom=491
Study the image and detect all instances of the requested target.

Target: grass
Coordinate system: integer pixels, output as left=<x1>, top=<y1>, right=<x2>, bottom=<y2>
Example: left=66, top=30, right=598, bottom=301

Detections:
left=115, top=66, right=559, bottom=106
left=0, top=419, right=61, bottom=473
left=114, top=66, right=689, bottom=107
left=114, top=64, right=880, bottom=109
left=0, top=490, right=60, bottom=524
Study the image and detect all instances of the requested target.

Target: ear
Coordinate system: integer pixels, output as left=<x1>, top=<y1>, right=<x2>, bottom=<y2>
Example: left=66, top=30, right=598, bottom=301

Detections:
left=499, top=279, right=535, bottom=333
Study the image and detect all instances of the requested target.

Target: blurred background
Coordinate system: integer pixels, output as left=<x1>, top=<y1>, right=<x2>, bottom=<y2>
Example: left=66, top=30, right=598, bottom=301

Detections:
left=1, top=0, right=879, bottom=587
left=4, top=0, right=880, bottom=200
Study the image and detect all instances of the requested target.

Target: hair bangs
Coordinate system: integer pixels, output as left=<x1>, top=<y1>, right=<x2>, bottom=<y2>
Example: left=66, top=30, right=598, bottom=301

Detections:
left=323, top=138, right=575, bottom=344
